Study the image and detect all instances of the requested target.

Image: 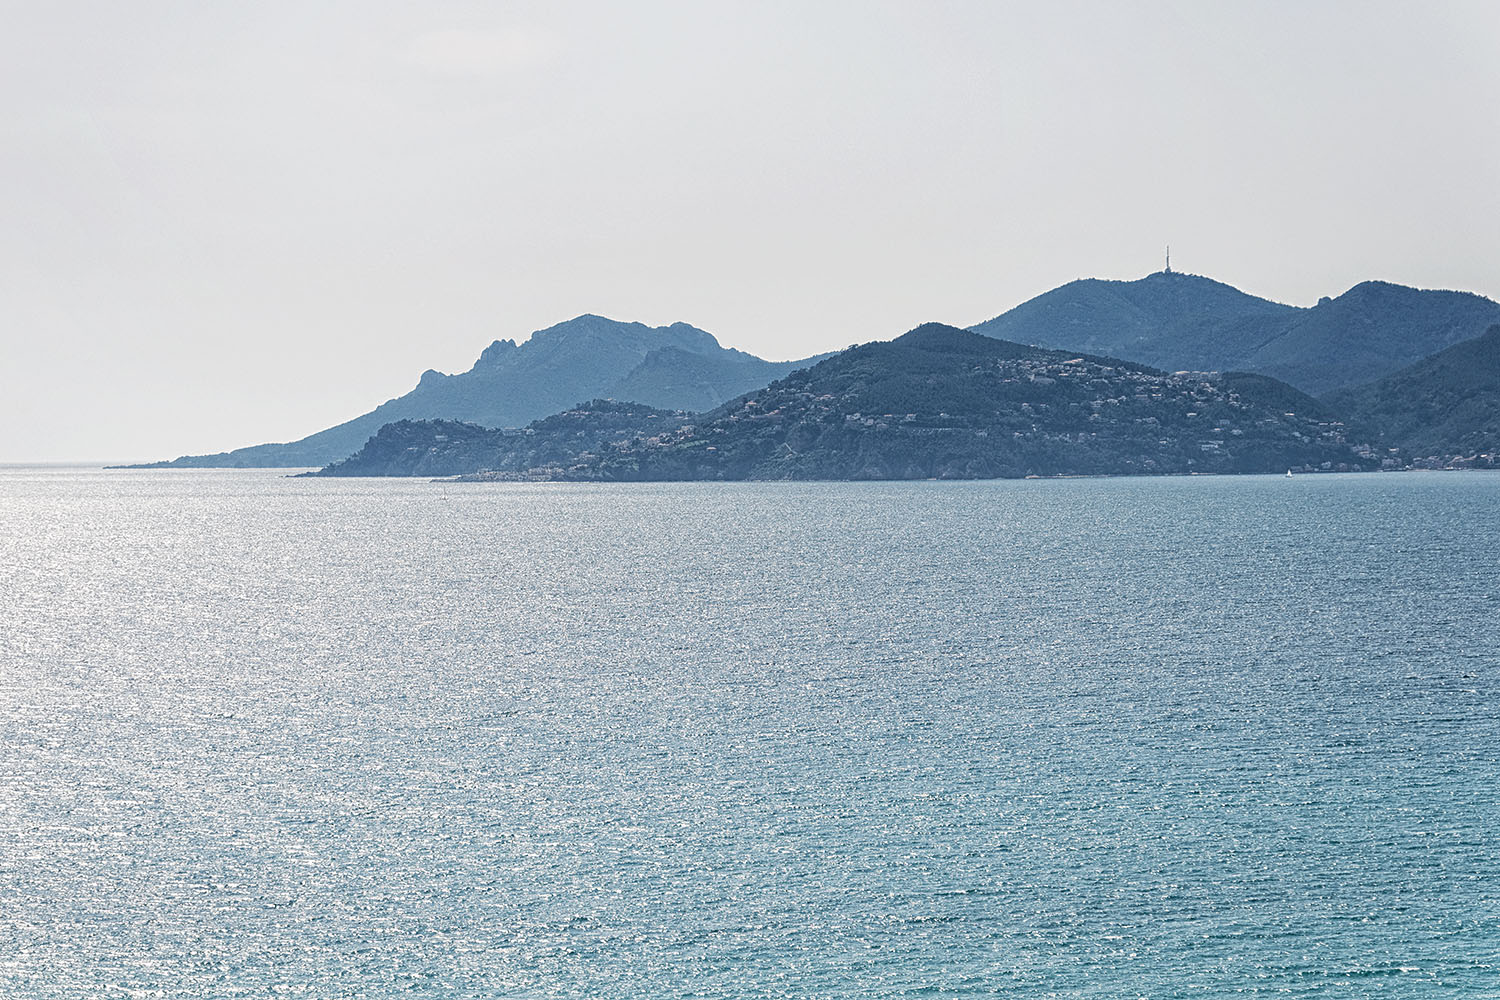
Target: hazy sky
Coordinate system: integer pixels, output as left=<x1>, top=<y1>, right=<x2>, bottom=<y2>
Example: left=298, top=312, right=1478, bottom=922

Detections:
left=4, top=1, right=1498, bottom=461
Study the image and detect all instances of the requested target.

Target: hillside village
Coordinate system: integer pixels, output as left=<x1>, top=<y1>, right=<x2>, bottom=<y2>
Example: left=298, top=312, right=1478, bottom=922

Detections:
left=558, top=333, right=1382, bottom=480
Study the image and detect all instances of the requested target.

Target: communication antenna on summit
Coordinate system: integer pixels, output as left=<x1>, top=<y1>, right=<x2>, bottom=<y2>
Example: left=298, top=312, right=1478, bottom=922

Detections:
left=1165, top=245, right=1172, bottom=273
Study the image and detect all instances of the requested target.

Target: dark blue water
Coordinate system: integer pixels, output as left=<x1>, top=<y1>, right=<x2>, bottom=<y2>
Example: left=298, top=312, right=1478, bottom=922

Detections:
left=1, top=468, right=1496, bottom=997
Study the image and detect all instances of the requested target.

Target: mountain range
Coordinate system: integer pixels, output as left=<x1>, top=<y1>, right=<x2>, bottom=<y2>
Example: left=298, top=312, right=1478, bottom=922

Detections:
left=128, top=316, right=825, bottom=468
left=969, top=271, right=1500, bottom=395
left=316, top=325, right=1380, bottom=480
left=125, top=271, right=1500, bottom=472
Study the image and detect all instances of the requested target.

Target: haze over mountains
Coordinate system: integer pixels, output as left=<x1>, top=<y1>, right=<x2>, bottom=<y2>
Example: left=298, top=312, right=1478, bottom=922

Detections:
left=132, top=316, right=824, bottom=468
left=128, top=271, right=1500, bottom=473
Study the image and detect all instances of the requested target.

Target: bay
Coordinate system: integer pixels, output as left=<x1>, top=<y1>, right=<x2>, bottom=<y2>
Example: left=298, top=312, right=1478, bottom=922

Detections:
left=1, top=468, right=1496, bottom=997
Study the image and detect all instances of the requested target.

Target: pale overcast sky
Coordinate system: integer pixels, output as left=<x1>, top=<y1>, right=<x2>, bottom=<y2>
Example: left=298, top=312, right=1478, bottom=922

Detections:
left=4, top=1, right=1498, bottom=461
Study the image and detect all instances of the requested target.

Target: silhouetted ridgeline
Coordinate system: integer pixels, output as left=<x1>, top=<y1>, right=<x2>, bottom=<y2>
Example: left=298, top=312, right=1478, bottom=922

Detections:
left=969, top=271, right=1500, bottom=396
left=121, top=316, right=824, bottom=469
left=316, top=325, right=1381, bottom=480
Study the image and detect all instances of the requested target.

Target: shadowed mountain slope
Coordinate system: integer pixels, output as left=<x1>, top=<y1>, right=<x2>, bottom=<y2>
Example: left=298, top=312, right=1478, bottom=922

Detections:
left=1327, top=324, right=1500, bottom=460
left=1241, top=281, right=1500, bottom=393
left=318, top=324, right=1378, bottom=480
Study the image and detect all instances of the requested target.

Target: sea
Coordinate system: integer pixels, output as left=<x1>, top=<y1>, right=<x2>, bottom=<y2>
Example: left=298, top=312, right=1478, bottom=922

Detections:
left=0, top=467, right=1496, bottom=998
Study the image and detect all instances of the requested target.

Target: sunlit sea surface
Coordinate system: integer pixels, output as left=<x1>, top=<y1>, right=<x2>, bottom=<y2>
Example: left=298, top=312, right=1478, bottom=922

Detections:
left=1, top=467, right=1496, bottom=998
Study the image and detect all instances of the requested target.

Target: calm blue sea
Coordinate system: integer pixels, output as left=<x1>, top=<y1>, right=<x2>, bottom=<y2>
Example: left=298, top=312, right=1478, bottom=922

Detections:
left=1, top=467, right=1496, bottom=997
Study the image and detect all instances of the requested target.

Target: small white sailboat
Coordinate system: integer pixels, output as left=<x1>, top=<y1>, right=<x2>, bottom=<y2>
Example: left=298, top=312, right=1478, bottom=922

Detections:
left=1286, top=469, right=1293, bottom=478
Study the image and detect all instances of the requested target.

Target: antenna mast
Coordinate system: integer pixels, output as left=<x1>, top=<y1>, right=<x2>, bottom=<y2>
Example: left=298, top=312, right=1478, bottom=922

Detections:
left=1165, top=245, right=1171, bottom=273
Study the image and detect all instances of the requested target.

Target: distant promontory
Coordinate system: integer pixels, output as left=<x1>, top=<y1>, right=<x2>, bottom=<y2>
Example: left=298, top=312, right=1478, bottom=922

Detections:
left=313, top=325, right=1383, bottom=481
left=121, top=271, right=1500, bottom=477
